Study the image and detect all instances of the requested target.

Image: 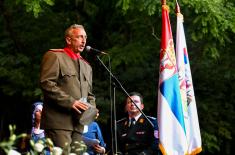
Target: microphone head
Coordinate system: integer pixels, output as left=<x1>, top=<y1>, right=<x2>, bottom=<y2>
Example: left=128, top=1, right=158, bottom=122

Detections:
left=85, top=46, right=91, bottom=52
left=85, top=45, right=108, bottom=55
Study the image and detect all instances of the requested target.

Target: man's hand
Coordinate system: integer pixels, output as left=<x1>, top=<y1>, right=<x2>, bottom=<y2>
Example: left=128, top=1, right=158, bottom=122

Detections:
left=72, top=100, right=89, bottom=114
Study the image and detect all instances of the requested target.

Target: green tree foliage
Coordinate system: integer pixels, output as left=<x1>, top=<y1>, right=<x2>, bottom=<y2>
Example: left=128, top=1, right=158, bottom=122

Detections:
left=0, top=0, right=234, bottom=154
left=16, top=0, right=54, bottom=17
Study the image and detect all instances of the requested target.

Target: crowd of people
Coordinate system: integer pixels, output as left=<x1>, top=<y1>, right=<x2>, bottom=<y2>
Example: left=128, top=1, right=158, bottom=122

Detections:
left=31, top=24, right=160, bottom=155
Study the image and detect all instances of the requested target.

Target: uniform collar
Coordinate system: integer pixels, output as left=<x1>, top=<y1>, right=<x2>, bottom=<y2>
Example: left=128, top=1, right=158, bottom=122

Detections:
left=63, top=47, right=81, bottom=60
left=129, top=113, right=142, bottom=122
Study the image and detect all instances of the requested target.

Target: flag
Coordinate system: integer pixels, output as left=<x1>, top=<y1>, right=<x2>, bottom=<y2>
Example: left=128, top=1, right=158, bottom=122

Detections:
left=175, top=2, right=202, bottom=154
left=157, top=2, right=188, bottom=155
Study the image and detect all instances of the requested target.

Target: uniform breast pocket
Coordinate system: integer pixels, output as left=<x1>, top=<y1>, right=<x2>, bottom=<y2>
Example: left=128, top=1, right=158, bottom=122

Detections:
left=61, top=68, right=77, bottom=81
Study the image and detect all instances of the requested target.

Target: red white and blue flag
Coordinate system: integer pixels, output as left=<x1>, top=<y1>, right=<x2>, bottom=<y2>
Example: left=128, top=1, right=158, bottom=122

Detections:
left=157, top=2, right=188, bottom=155
left=176, top=2, right=202, bottom=154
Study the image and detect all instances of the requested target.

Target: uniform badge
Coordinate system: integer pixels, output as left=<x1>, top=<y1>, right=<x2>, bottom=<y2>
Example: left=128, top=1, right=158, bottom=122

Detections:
left=154, top=130, right=159, bottom=138
left=136, top=131, right=145, bottom=135
left=139, top=118, right=144, bottom=123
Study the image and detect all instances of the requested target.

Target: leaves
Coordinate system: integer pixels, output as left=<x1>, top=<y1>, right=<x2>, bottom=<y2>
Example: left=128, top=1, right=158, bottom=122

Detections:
left=0, top=125, right=27, bottom=154
left=0, top=125, right=87, bottom=155
left=17, top=0, right=55, bottom=17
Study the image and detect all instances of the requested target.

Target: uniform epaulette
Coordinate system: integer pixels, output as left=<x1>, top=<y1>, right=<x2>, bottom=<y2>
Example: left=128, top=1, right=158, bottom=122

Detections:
left=49, top=49, right=64, bottom=52
left=147, top=116, right=157, bottom=120
left=116, top=117, right=126, bottom=123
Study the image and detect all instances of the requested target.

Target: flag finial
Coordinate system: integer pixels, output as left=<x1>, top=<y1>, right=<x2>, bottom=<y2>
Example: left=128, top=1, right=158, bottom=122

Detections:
left=161, top=0, right=166, bottom=5
left=175, top=1, right=181, bottom=13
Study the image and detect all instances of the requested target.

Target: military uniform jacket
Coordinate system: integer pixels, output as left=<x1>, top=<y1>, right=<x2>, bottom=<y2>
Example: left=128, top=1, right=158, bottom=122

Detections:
left=40, top=48, right=94, bottom=132
left=116, top=115, right=159, bottom=155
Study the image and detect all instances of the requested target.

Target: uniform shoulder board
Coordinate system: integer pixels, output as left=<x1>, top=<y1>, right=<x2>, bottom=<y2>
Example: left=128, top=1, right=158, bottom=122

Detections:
left=147, top=116, right=157, bottom=120
left=116, top=117, right=126, bottom=123
left=49, top=49, right=64, bottom=52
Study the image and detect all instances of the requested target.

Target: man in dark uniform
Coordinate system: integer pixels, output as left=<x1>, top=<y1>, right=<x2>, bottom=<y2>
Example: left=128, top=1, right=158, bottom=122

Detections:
left=116, top=92, right=160, bottom=155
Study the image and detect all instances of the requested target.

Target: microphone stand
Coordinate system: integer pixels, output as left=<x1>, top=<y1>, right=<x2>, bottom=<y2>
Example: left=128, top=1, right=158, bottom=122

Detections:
left=96, top=55, right=154, bottom=154
left=112, top=83, right=118, bottom=155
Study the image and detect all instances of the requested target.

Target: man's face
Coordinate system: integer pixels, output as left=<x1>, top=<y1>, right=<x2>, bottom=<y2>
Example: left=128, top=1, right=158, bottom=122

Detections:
left=125, top=95, right=144, bottom=115
left=66, top=28, right=87, bottom=53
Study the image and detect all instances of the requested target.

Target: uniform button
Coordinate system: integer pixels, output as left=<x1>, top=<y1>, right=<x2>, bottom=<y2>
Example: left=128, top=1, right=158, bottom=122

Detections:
left=125, top=143, right=129, bottom=149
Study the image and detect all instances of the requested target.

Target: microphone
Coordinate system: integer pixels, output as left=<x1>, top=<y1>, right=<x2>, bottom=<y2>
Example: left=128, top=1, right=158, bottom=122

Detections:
left=85, top=46, right=108, bottom=55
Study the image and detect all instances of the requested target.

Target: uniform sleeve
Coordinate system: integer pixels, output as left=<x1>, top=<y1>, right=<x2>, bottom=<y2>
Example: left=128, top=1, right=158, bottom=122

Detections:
left=40, top=51, right=75, bottom=109
left=96, top=122, right=106, bottom=148
left=150, top=117, right=160, bottom=154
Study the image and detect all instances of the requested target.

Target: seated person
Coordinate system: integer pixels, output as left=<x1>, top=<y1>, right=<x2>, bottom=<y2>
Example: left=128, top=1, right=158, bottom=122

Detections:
left=31, top=101, right=45, bottom=142
left=116, top=92, right=160, bottom=155
left=82, top=112, right=106, bottom=155
left=31, top=101, right=50, bottom=155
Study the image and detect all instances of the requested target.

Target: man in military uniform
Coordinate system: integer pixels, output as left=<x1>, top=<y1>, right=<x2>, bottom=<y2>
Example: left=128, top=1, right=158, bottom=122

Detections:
left=116, top=92, right=160, bottom=155
left=40, top=24, right=96, bottom=153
